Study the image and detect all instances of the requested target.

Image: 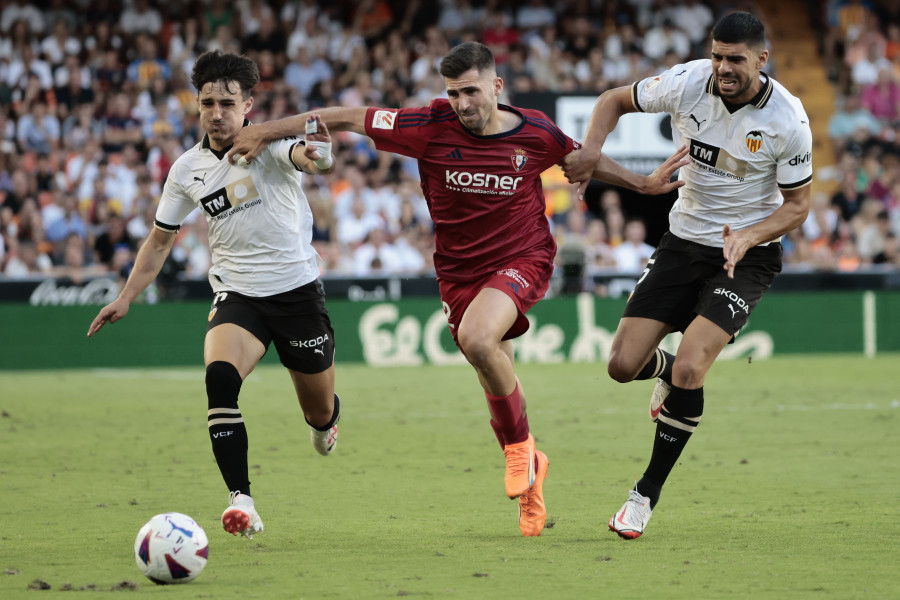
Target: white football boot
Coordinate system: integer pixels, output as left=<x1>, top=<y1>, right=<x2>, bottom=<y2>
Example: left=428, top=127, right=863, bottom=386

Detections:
left=221, top=492, right=264, bottom=538
left=310, top=420, right=339, bottom=456
left=608, top=488, right=653, bottom=539
left=648, top=378, right=672, bottom=422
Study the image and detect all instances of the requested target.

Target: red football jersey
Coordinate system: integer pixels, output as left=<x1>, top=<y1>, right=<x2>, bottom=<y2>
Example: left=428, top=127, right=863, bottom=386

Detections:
left=365, top=99, right=577, bottom=281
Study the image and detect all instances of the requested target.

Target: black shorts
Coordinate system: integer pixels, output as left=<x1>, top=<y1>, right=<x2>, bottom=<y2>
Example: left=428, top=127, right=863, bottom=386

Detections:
left=623, top=232, right=782, bottom=337
left=206, top=280, right=335, bottom=374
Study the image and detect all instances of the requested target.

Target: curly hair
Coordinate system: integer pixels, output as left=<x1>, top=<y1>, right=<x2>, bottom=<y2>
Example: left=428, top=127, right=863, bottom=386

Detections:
left=190, top=50, right=260, bottom=99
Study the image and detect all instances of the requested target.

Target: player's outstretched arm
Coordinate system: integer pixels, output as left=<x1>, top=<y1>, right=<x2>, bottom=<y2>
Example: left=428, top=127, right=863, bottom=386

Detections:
left=584, top=145, right=689, bottom=195
left=87, top=228, right=177, bottom=337
left=291, top=114, right=336, bottom=175
left=722, top=184, right=811, bottom=279
left=561, top=85, right=636, bottom=200
left=228, top=107, right=369, bottom=165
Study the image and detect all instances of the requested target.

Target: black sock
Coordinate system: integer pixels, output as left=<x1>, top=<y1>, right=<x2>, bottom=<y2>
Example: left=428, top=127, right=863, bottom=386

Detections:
left=206, top=361, right=250, bottom=497
left=640, top=385, right=704, bottom=509
left=635, top=348, right=674, bottom=383
left=306, top=393, right=341, bottom=431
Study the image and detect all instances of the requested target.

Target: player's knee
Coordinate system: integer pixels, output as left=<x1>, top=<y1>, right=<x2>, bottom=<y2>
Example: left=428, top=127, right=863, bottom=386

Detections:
left=457, top=327, right=494, bottom=368
left=671, top=361, right=707, bottom=389
left=607, top=352, right=639, bottom=383
left=206, top=361, right=243, bottom=408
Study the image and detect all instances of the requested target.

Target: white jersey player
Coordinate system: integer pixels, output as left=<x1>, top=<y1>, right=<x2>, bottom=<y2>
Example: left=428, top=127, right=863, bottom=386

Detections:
left=88, top=51, right=342, bottom=540
left=564, top=12, right=812, bottom=540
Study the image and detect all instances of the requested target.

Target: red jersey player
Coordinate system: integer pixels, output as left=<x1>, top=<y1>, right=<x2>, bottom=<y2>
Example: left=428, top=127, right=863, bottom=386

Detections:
left=229, top=42, right=687, bottom=537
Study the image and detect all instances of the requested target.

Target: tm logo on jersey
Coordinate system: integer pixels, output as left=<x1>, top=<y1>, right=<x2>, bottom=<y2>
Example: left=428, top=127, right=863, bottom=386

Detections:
left=200, top=175, right=261, bottom=219
left=688, top=139, right=747, bottom=181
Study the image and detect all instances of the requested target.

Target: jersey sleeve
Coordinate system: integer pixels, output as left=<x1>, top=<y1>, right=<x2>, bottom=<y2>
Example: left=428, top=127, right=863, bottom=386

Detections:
left=364, top=104, right=438, bottom=159
left=527, top=109, right=579, bottom=167
left=267, top=136, right=305, bottom=172
left=155, top=163, right=197, bottom=230
left=631, top=62, right=697, bottom=114
left=776, top=117, right=814, bottom=190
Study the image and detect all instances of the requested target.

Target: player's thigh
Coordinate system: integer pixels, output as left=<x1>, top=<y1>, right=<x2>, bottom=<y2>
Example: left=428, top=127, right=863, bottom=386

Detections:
left=204, top=323, right=267, bottom=378
left=204, top=291, right=270, bottom=377
left=608, top=316, right=673, bottom=379
left=457, top=287, right=520, bottom=347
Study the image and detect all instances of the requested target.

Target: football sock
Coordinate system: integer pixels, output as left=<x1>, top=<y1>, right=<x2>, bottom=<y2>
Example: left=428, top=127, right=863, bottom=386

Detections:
left=640, top=385, right=704, bottom=509
left=206, top=361, right=251, bottom=497
left=635, top=348, right=674, bottom=382
left=486, top=382, right=530, bottom=446
left=489, top=418, right=506, bottom=448
left=306, top=393, right=341, bottom=431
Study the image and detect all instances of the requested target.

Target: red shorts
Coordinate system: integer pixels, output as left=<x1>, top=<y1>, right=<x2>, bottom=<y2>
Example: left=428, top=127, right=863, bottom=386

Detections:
left=438, top=258, right=553, bottom=347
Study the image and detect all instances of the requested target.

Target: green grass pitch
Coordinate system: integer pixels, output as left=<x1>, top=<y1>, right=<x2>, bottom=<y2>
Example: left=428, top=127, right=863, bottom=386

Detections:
left=1, top=356, right=898, bottom=599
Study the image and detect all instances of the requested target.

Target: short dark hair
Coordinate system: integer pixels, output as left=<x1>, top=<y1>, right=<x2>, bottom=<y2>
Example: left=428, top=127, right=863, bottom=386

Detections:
left=191, top=50, right=259, bottom=99
left=711, top=11, right=766, bottom=49
left=439, top=42, right=496, bottom=79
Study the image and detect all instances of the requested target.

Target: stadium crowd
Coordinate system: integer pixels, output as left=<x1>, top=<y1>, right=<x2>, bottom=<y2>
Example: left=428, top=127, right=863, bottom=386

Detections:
left=1, top=0, right=899, bottom=296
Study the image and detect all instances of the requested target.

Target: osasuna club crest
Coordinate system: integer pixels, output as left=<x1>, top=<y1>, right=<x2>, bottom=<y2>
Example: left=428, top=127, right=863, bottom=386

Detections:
left=746, top=131, right=763, bottom=153
left=511, top=149, right=528, bottom=171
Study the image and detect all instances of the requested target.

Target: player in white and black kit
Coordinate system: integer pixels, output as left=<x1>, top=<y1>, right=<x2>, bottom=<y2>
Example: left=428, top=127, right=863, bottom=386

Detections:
left=87, top=51, right=342, bottom=539
left=564, top=12, right=812, bottom=539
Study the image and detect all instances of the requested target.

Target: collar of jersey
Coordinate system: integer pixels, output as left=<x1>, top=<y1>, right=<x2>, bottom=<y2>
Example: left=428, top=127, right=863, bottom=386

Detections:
left=458, top=104, right=526, bottom=139
left=706, top=71, right=773, bottom=113
left=201, top=118, right=252, bottom=160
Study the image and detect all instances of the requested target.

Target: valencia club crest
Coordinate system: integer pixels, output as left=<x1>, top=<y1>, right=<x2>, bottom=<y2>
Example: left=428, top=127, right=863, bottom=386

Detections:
left=511, top=149, right=528, bottom=171
left=746, top=131, right=763, bottom=153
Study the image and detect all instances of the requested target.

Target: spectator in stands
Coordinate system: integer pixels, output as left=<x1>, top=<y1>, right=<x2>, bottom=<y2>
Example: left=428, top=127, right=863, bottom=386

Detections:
left=613, top=218, right=655, bottom=273
left=643, top=19, right=691, bottom=62
left=93, top=212, right=135, bottom=268
left=337, top=194, right=385, bottom=249
left=1, top=1, right=44, bottom=36
left=3, top=238, right=52, bottom=277
left=828, top=94, right=882, bottom=153
left=851, top=36, right=891, bottom=88
left=119, top=0, right=162, bottom=38
left=860, top=67, right=900, bottom=123
left=53, top=231, right=105, bottom=283
left=2, top=167, right=32, bottom=215
left=352, top=226, right=402, bottom=276
left=100, top=93, right=143, bottom=154
left=802, top=192, right=840, bottom=248
left=43, top=191, right=86, bottom=244
left=284, top=46, right=333, bottom=99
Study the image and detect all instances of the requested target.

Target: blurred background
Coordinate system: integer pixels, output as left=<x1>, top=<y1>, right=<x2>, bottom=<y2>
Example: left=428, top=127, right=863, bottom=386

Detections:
left=1, top=0, right=899, bottom=306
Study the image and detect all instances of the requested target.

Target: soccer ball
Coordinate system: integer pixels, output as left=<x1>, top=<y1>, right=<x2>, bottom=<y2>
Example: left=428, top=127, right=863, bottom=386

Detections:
left=134, top=512, right=209, bottom=585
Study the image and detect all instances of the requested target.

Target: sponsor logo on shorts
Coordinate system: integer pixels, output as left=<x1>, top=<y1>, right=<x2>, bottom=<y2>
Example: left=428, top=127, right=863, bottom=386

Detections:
left=208, top=307, right=217, bottom=322
left=290, top=334, right=330, bottom=349
left=714, top=287, right=750, bottom=316
left=497, top=268, right=530, bottom=289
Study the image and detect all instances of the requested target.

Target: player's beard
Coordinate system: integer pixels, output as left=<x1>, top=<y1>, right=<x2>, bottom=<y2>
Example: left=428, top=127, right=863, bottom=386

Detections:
left=716, top=73, right=752, bottom=101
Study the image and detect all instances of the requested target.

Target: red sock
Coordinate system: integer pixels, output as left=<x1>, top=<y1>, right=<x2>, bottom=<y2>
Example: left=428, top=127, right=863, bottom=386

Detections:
left=486, top=384, right=530, bottom=446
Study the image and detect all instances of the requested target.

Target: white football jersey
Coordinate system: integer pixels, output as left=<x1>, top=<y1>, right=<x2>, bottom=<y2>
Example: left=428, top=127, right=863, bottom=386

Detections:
left=156, top=132, right=319, bottom=297
left=632, top=59, right=813, bottom=247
